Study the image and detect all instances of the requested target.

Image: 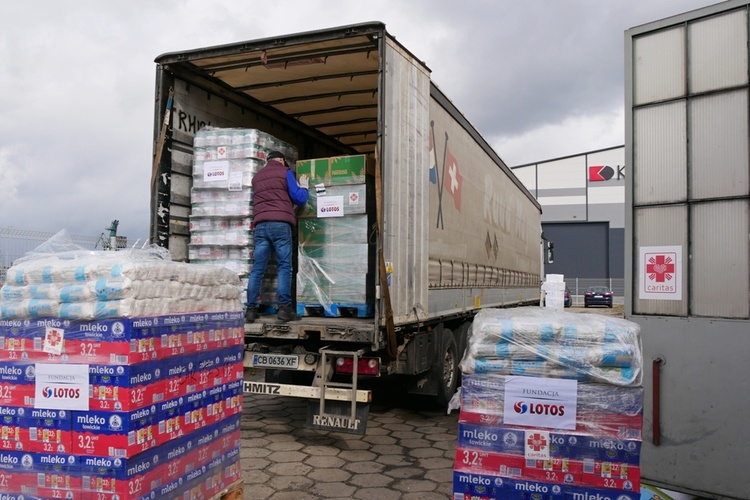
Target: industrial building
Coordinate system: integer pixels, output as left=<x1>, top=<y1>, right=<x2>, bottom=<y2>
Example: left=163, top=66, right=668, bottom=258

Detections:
left=512, top=145, right=625, bottom=294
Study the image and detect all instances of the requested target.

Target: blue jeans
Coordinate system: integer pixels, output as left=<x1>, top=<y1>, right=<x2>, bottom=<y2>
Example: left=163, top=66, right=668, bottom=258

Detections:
left=246, top=221, right=293, bottom=308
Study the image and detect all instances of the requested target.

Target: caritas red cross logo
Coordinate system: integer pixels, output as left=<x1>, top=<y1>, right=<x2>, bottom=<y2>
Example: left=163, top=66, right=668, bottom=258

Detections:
left=526, top=433, right=548, bottom=452
left=647, top=254, right=675, bottom=283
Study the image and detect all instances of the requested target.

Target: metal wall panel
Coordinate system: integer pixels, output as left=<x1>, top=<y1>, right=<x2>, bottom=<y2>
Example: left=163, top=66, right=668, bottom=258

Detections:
left=633, top=205, right=688, bottom=316
left=382, top=38, right=431, bottom=324
left=539, top=195, right=586, bottom=222
left=541, top=222, right=608, bottom=279
left=689, top=90, right=749, bottom=199
left=511, top=166, right=536, bottom=196
left=633, top=27, right=686, bottom=105
left=587, top=148, right=625, bottom=227
left=688, top=9, right=748, bottom=93
left=690, top=200, right=749, bottom=318
left=638, top=315, right=750, bottom=497
left=537, top=156, right=584, bottom=190
left=634, top=102, right=687, bottom=204
left=626, top=3, right=750, bottom=495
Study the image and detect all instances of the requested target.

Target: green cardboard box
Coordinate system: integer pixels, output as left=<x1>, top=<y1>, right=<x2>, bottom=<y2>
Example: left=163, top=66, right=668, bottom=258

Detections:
left=300, top=183, right=372, bottom=218
left=298, top=215, right=370, bottom=245
left=296, top=154, right=373, bottom=187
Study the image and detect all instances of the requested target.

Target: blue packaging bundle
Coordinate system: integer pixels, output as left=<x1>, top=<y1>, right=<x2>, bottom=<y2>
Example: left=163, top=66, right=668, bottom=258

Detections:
left=459, top=307, right=642, bottom=386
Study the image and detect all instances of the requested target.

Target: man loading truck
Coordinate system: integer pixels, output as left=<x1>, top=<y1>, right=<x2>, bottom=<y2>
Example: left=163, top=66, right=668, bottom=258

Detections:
left=244, top=150, right=310, bottom=323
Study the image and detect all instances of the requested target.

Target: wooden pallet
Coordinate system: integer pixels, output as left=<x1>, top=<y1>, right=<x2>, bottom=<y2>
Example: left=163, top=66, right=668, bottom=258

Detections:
left=210, top=479, right=244, bottom=500
left=296, top=301, right=373, bottom=318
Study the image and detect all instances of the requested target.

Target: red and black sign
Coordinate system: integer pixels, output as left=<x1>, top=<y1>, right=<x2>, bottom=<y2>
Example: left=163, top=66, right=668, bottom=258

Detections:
left=588, top=165, right=615, bottom=181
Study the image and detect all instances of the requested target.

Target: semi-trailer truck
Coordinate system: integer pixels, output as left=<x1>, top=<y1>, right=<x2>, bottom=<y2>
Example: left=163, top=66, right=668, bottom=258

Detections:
left=151, top=22, right=547, bottom=433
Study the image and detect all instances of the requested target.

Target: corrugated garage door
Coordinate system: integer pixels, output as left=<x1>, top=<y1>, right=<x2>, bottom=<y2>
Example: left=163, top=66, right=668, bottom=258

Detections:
left=543, top=222, right=608, bottom=278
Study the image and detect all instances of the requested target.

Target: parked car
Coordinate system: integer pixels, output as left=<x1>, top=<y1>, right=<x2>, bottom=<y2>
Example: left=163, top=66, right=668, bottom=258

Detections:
left=584, top=286, right=613, bottom=308
left=564, top=288, right=571, bottom=308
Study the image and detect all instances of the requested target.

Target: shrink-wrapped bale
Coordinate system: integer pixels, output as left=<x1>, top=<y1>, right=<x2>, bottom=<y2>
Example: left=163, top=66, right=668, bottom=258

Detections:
left=459, top=307, right=642, bottom=386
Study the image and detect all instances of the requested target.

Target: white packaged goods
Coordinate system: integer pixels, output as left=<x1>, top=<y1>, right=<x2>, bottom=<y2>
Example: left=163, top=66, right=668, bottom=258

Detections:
left=0, top=235, right=242, bottom=320
left=188, top=126, right=298, bottom=310
left=459, top=307, right=642, bottom=386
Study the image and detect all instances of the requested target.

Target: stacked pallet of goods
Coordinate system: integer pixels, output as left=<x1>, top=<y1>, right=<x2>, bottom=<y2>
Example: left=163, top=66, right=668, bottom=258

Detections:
left=190, top=126, right=298, bottom=313
left=453, top=307, right=644, bottom=500
left=295, top=154, right=375, bottom=318
left=0, top=239, right=244, bottom=499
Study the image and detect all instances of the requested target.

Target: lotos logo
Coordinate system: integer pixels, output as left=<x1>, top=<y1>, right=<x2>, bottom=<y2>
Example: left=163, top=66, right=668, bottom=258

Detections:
left=514, top=400, right=565, bottom=416
left=42, top=387, right=80, bottom=399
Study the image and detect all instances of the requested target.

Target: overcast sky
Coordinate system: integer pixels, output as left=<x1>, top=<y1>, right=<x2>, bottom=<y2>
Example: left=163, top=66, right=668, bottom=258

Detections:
left=0, top=0, right=721, bottom=244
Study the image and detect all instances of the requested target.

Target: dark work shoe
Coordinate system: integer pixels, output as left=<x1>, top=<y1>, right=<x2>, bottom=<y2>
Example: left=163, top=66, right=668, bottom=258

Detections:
left=277, top=304, right=298, bottom=322
left=244, top=307, right=259, bottom=324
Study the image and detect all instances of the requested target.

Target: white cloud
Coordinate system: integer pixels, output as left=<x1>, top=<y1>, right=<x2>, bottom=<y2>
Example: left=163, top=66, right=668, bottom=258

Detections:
left=0, top=0, right=721, bottom=241
left=496, top=107, right=626, bottom=167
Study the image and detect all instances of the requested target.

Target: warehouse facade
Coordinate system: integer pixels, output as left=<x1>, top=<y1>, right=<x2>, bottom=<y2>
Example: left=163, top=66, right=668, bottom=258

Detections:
left=511, top=145, right=625, bottom=290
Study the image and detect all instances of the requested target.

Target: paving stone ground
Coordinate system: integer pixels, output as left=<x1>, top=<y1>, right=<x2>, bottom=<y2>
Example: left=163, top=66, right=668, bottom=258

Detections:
left=239, top=392, right=459, bottom=499
left=235, top=307, right=628, bottom=499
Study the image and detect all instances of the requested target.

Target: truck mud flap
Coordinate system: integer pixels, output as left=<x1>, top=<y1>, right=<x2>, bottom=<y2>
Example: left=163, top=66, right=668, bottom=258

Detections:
left=306, top=400, right=369, bottom=435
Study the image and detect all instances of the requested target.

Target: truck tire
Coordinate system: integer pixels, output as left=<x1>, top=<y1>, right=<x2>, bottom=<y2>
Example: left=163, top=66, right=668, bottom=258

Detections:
left=435, top=329, right=458, bottom=408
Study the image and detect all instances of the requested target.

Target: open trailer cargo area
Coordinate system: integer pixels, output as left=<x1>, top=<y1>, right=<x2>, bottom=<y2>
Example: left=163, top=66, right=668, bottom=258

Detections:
left=151, top=22, right=544, bottom=431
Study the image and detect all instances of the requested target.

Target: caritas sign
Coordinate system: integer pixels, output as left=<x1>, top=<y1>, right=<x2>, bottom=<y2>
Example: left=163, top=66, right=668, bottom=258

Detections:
left=639, top=246, right=682, bottom=301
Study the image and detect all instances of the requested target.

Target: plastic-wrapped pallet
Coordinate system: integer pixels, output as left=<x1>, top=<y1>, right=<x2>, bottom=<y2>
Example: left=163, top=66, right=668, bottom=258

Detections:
left=451, top=306, right=644, bottom=498
left=0, top=242, right=241, bottom=321
left=189, top=126, right=298, bottom=309
left=0, top=231, right=245, bottom=499
left=294, top=154, right=376, bottom=318
left=459, top=306, right=642, bottom=386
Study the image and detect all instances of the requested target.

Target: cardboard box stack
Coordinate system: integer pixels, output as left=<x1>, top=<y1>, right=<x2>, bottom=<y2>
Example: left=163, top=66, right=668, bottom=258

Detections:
left=0, top=243, right=244, bottom=499
left=453, top=307, right=644, bottom=500
left=190, top=126, right=298, bottom=311
left=295, top=155, right=375, bottom=317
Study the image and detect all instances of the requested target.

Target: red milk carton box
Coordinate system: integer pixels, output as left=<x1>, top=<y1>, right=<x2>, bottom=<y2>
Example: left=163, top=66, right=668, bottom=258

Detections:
left=220, top=379, right=243, bottom=417
left=79, top=447, right=159, bottom=499
left=157, top=314, right=192, bottom=359
left=453, top=471, right=567, bottom=500
left=72, top=406, right=158, bottom=458
left=56, top=316, right=157, bottom=365
left=580, top=460, right=640, bottom=492
left=163, top=354, right=195, bottom=399
left=457, top=423, right=641, bottom=465
left=219, top=347, right=245, bottom=385
left=0, top=317, right=159, bottom=365
left=155, top=395, right=188, bottom=444
left=564, top=485, right=640, bottom=499
left=193, top=350, right=224, bottom=394
left=454, top=447, right=581, bottom=486
left=88, top=359, right=165, bottom=412
left=183, top=313, right=214, bottom=355
left=16, top=407, right=73, bottom=454
left=0, top=362, right=36, bottom=407
left=158, top=432, right=194, bottom=486
left=205, top=311, right=245, bottom=351
left=0, top=450, right=81, bottom=497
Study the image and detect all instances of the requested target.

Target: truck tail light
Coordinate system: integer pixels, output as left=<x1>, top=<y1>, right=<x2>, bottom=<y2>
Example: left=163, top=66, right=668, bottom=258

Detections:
left=334, top=357, right=379, bottom=376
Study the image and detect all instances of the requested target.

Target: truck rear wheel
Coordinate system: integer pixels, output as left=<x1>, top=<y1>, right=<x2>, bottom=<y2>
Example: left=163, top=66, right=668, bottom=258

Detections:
left=435, top=329, right=458, bottom=408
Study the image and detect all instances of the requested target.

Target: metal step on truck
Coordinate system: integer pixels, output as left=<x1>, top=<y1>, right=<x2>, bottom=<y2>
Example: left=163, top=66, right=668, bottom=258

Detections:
left=150, top=22, right=548, bottom=434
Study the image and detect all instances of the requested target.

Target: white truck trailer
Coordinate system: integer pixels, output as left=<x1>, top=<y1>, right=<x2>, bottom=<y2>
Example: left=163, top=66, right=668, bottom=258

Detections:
left=625, top=2, right=750, bottom=497
left=151, top=22, right=546, bottom=433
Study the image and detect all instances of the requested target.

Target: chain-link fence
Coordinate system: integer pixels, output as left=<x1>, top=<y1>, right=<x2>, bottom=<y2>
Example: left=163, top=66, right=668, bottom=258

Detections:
left=0, top=227, right=102, bottom=285
left=563, top=278, right=625, bottom=306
